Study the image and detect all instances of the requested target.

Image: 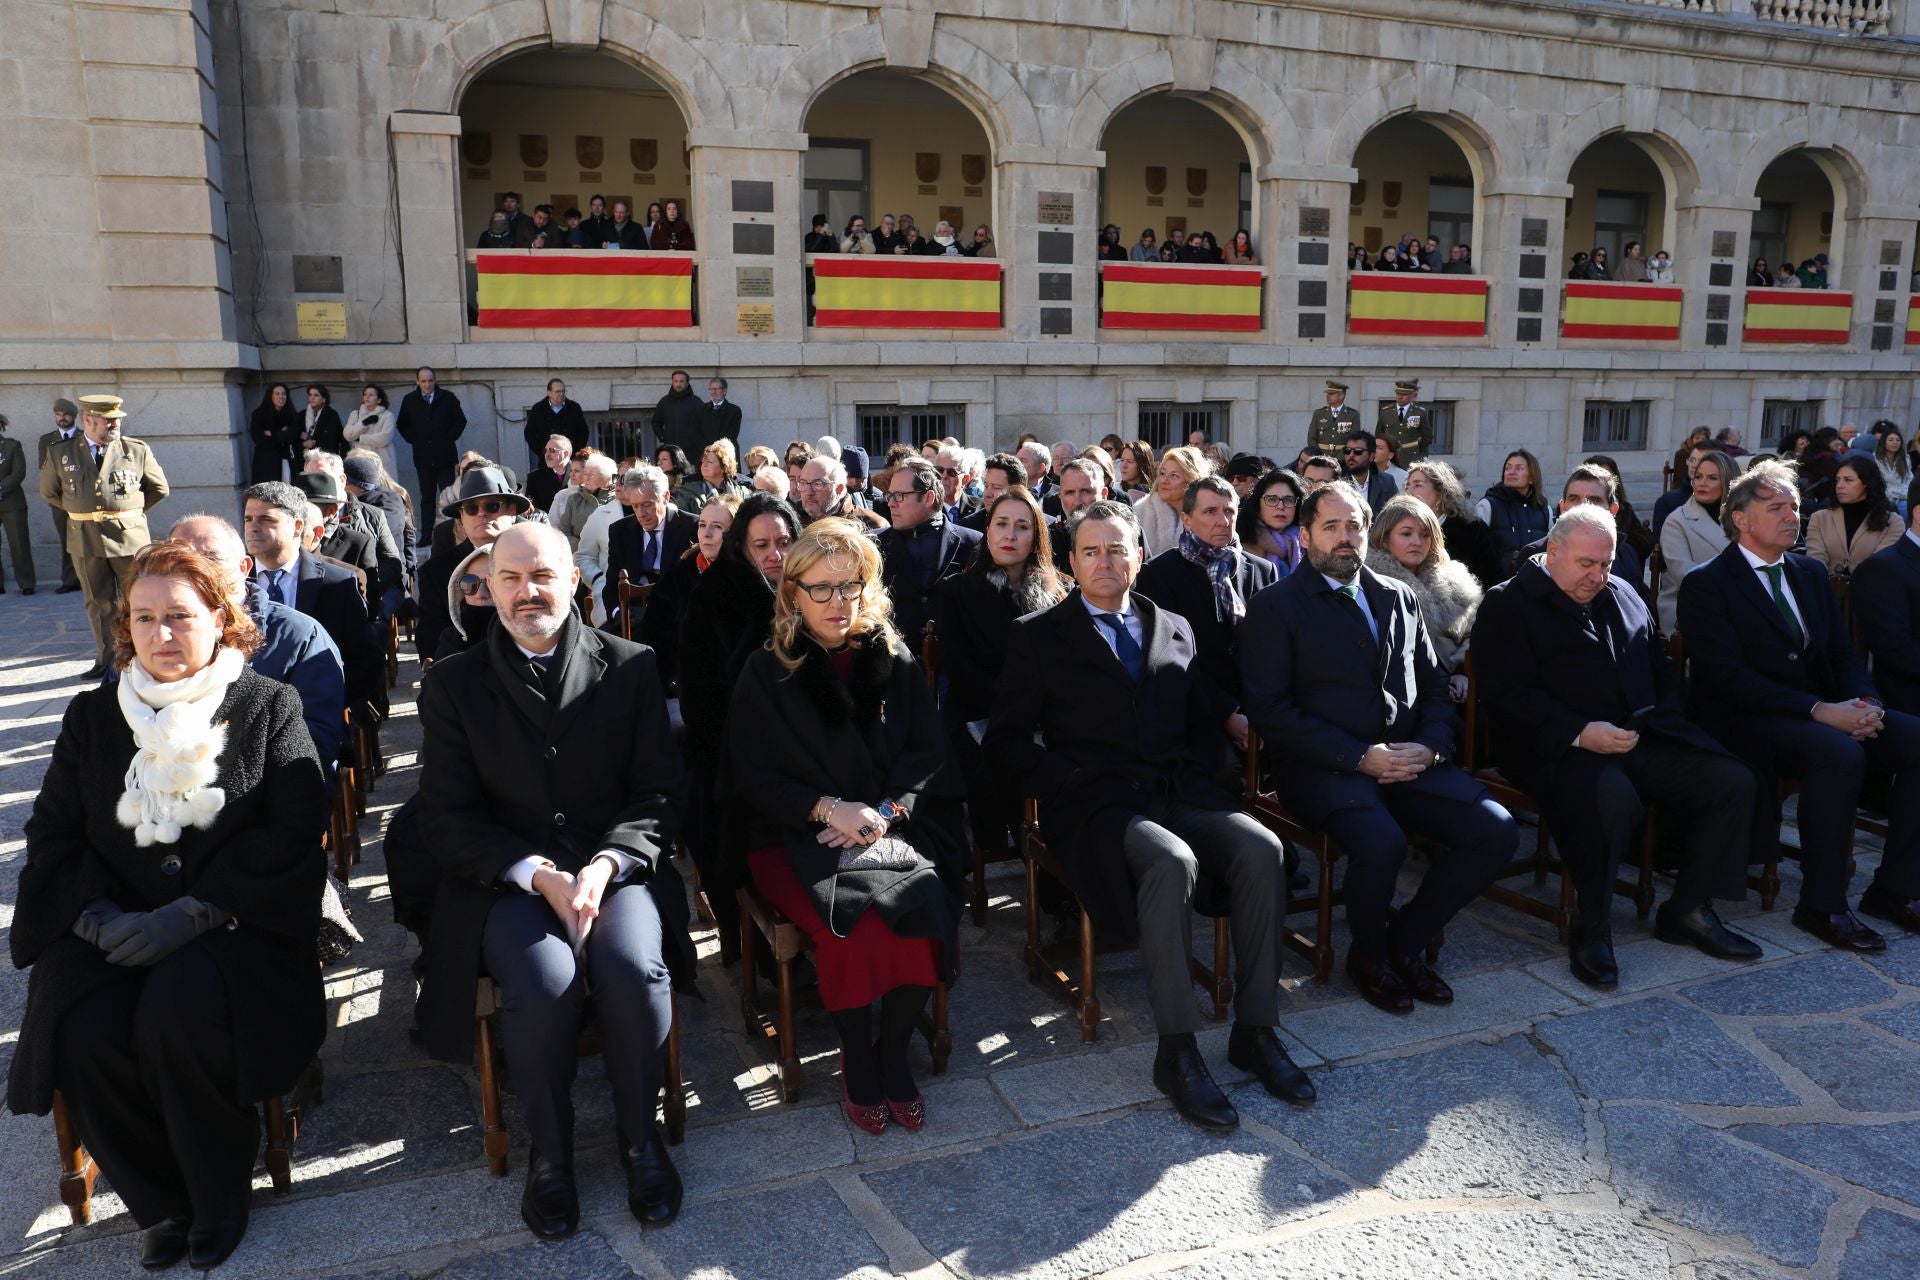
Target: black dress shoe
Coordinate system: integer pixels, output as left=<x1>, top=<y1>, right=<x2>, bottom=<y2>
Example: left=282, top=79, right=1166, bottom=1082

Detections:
left=1656, top=902, right=1762, bottom=960
left=56, top=583, right=82, bottom=594
left=186, top=1198, right=248, bottom=1271
left=1792, top=906, right=1887, bottom=953
left=1151, top=1035, right=1238, bottom=1132
left=1567, top=917, right=1619, bottom=988
left=1859, top=884, right=1920, bottom=934
left=620, top=1132, right=684, bottom=1227
left=19, top=587, right=32, bottom=596
left=1390, top=950, right=1454, bottom=1005
left=1226, top=1025, right=1316, bottom=1105
left=140, top=1216, right=189, bottom=1271
left=520, top=1149, right=580, bottom=1240
left=1346, top=952, right=1414, bottom=1014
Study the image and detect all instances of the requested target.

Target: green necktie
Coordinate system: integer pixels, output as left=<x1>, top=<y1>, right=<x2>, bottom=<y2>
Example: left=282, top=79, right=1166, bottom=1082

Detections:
left=1763, top=564, right=1804, bottom=646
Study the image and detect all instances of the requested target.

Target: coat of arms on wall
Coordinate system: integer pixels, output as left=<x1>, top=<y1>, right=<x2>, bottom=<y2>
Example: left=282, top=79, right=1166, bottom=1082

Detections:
left=576, top=135, right=603, bottom=170
left=519, top=134, right=548, bottom=169
left=632, top=138, right=658, bottom=172
left=915, top=152, right=942, bottom=184
left=462, top=131, right=492, bottom=166
left=1381, top=181, right=1402, bottom=210
left=1145, top=167, right=1167, bottom=196
left=962, top=154, right=986, bottom=185
left=1350, top=180, right=1366, bottom=209
left=1186, top=168, right=1208, bottom=198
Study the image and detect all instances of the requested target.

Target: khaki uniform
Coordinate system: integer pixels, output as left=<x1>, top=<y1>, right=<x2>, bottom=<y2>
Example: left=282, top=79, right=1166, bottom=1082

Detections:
left=39, top=433, right=169, bottom=663
left=36, top=427, right=82, bottom=589
left=1376, top=400, right=1433, bottom=464
left=1306, top=404, right=1361, bottom=456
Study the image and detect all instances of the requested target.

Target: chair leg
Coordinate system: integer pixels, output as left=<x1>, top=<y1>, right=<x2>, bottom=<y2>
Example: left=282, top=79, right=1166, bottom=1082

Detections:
left=1314, top=846, right=1336, bottom=985
left=663, top=993, right=687, bottom=1146
left=737, top=907, right=760, bottom=1032
left=1635, top=811, right=1658, bottom=920
left=262, top=1096, right=292, bottom=1194
left=1759, top=861, right=1780, bottom=912
left=929, top=983, right=952, bottom=1075
left=1212, top=917, right=1232, bottom=1021
left=970, top=845, right=989, bottom=927
left=329, top=789, right=351, bottom=883
left=51, top=1091, right=96, bottom=1227
left=476, top=1013, right=509, bottom=1177
left=1023, top=854, right=1045, bottom=983
left=1076, top=905, right=1100, bottom=1044
left=774, top=955, right=802, bottom=1103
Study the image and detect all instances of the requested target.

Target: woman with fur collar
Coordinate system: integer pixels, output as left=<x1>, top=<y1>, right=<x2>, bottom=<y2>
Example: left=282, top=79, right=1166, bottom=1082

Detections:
left=1365, top=493, right=1484, bottom=701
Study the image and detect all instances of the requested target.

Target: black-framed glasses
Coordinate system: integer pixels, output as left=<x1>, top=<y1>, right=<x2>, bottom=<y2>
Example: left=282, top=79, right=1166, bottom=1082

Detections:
left=460, top=498, right=512, bottom=517
left=795, top=580, right=865, bottom=603
left=882, top=490, right=921, bottom=505
left=1341, top=447, right=1369, bottom=456
left=1261, top=494, right=1299, bottom=509
left=796, top=478, right=833, bottom=490
left=936, top=466, right=962, bottom=477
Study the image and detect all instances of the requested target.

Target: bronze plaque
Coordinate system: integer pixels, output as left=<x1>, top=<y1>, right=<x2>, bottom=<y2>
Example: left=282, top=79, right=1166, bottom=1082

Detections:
left=1144, top=166, right=1166, bottom=197
left=465, top=167, right=490, bottom=180
left=736, top=303, right=775, bottom=335
left=1350, top=180, right=1366, bottom=208
left=917, top=185, right=937, bottom=195
left=462, top=131, right=492, bottom=166
left=522, top=171, right=546, bottom=182
left=631, top=138, right=658, bottom=172
left=1186, top=199, right=1204, bottom=209
left=519, top=134, right=548, bottom=169
left=1299, top=206, right=1330, bottom=238
left=575, top=135, right=603, bottom=170
left=1146, top=196, right=1163, bottom=207
left=1381, top=181, right=1401, bottom=210
left=1186, top=167, right=1207, bottom=198
left=915, top=152, right=941, bottom=184
left=578, top=171, right=601, bottom=182
left=1037, top=192, right=1073, bottom=225
left=961, top=154, right=986, bottom=185
left=1364, top=226, right=1383, bottom=253
left=964, top=186, right=983, bottom=198
left=550, top=193, right=579, bottom=216
left=736, top=266, right=775, bottom=298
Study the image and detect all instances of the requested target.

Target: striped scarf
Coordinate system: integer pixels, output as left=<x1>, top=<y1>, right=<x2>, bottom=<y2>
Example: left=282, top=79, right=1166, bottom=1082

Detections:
left=1177, top=529, right=1244, bottom=624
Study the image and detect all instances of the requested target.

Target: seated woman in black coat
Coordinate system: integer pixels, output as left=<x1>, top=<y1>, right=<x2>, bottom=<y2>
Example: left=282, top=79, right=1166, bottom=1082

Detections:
left=640, top=491, right=739, bottom=690
left=935, top=486, right=1067, bottom=855
left=12, top=541, right=325, bottom=1271
left=728, top=520, right=966, bottom=1135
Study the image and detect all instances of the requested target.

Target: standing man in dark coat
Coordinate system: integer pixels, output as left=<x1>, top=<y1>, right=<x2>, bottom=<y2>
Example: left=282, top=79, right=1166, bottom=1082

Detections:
left=417, top=524, right=693, bottom=1237
left=651, top=370, right=705, bottom=457
left=878, top=456, right=980, bottom=647
left=987, top=501, right=1312, bottom=1132
left=523, top=379, right=588, bottom=471
left=37, top=397, right=83, bottom=592
left=1677, top=459, right=1920, bottom=951
left=1471, top=506, right=1763, bottom=989
left=1850, top=485, right=1920, bottom=715
left=0, top=414, right=34, bottom=593
left=394, top=366, right=467, bottom=527
left=1239, top=481, right=1516, bottom=1014
left=701, top=377, right=742, bottom=451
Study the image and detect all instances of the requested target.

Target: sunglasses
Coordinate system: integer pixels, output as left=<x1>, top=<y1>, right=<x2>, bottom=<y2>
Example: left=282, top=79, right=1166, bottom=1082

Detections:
left=1341, top=447, right=1369, bottom=456
left=795, top=580, right=865, bottom=603
left=457, top=574, right=490, bottom=598
left=460, top=498, right=514, bottom=517
left=936, top=466, right=962, bottom=477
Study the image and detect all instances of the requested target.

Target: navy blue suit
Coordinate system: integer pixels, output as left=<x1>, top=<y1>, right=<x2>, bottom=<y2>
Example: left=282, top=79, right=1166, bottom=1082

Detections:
left=1239, top=565, right=1517, bottom=957
left=1851, top=534, right=1920, bottom=716
left=1677, top=543, right=1920, bottom=910
left=290, top=552, right=383, bottom=715
left=603, top=506, right=696, bottom=623
left=878, top=517, right=980, bottom=649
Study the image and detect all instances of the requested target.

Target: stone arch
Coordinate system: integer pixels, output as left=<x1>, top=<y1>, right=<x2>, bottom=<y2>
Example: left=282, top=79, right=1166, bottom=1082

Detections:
left=1546, top=99, right=1704, bottom=202
left=1322, top=71, right=1518, bottom=190
left=1735, top=118, right=1872, bottom=208
left=1062, top=48, right=1303, bottom=169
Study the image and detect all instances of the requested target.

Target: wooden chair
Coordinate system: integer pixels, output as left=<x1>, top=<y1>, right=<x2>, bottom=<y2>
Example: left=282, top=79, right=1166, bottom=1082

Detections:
left=1646, top=544, right=1668, bottom=635
left=919, top=619, right=1013, bottom=927
left=615, top=570, right=654, bottom=642
left=1021, top=797, right=1232, bottom=1041
left=385, top=613, right=400, bottom=688
left=326, top=766, right=359, bottom=881
left=51, top=1088, right=296, bottom=1226
left=735, top=884, right=951, bottom=1102
left=473, top=977, right=686, bottom=1177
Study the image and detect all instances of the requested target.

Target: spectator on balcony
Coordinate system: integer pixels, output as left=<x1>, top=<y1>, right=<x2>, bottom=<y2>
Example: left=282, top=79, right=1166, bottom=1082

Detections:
left=1615, top=241, right=1649, bottom=283
left=805, top=215, right=838, bottom=255
left=899, top=214, right=919, bottom=239
left=1131, top=228, right=1159, bottom=262
left=601, top=201, right=646, bottom=250
left=652, top=199, right=694, bottom=252
left=1398, top=237, right=1430, bottom=272
left=1579, top=247, right=1612, bottom=280
left=1224, top=229, right=1258, bottom=266
left=896, top=225, right=927, bottom=256
left=1377, top=245, right=1402, bottom=271
left=1647, top=250, right=1674, bottom=284
left=578, top=195, right=612, bottom=248
left=839, top=215, right=876, bottom=255
left=1167, top=229, right=1188, bottom=258
left=1749, top=257, right=1773, bottom=287
left=964, top=225, right=996, bottom=258
left=918, top=221, right=963, bottom=256
left=1099, top=225, right=1128, bottom=261
left=476, top=211, right=517, bottom=249
left=1158, top=243, right=1179, bottom=263
left=1422, top=236, right=1444, bottom=271
left=1447, top=243, right=1474, bottom=274
left=516, top=204, right=559, bottom=250
left=642, top=201, right=665, bottom=243
left=1193, top=232, right=1226, bottom=265
left=872, top=213, right=903, bottom=256
left=561, top=207, right=583, bottom=243
left=1349, top=244, right=1370, bottom=271
left=1798, top=254, right=1829, bottom=289
left=1567, top=251, right=1589, bottom=279
left=1774, top=262, right=1802, bottom=288
left=497, top=191, right=531, bottom=241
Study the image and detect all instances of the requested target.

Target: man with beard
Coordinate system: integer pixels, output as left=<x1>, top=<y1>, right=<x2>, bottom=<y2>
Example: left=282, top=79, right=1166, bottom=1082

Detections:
left=651, top=370, right=705, bottom=457
left=1239, top=481, right=1516, bottom=1014
left=795, top=454, right=885, bottom=530
left=415, top=523, right=694, bottom=1238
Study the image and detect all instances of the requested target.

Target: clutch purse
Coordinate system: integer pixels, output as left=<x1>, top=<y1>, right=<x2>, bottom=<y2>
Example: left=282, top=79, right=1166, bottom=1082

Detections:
left=836, top=835, right=928, bottom=873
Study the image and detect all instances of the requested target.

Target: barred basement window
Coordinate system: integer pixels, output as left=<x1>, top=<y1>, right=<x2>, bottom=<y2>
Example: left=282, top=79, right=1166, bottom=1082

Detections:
left=1137, top=401, right=1230, bottom=451
left=855, top=404, right=966, bottom=459
left=1760, top=399, right=1822, bottom=448
left=1581, top=400, right=1650, bottom=451
left=1374, top=400, right=1458, bottom=456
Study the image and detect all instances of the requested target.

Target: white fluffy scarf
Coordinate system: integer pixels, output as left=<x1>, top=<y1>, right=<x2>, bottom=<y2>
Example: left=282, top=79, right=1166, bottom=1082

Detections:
left=115, top=646, right=245, bottom=846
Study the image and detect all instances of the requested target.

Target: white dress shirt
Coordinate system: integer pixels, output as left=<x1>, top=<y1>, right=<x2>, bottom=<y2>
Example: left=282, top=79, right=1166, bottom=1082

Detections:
left=1080, top=593, right=1142, bottom=656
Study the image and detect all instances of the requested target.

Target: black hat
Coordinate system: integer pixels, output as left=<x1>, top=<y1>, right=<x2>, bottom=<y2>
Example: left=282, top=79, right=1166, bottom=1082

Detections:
left=442, top=466, right=532, bottom=519
left=293, top=472, right=347, bottom=505
left=842, top=444, right=870, bottom=480
left=1224, top=454, right=1270, bottom=481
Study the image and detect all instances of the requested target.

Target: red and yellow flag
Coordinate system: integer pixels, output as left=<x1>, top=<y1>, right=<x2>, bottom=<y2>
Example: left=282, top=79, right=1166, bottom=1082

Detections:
left=1907, top=295, right=1919, bottom=346
left=1561, top=282, right=1682, bottom=341
left=1348, top=275, right=1487, bottom=337
left=1743, top=287, right=1851, bottom=344
left=1099, top=265, right=1263, bottom=331
left=475, top=252, right=694, bottom=327
left=812, top=258, right=1001, bottom=328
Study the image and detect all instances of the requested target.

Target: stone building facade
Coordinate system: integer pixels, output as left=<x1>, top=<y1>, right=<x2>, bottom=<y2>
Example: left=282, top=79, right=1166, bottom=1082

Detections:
left=4, top=0, right=1920, bottom=570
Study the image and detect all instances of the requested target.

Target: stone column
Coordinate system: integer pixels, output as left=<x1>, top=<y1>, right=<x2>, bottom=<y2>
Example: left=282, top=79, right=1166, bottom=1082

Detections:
left=995, top=148, right=1103, bottom=343
left=1261, top=167, right=1357, bottom=346
left=1834, top=210, right=1918, bottom=354
left=1671, top=195, right=1760, bottom=352
left=390, top=112, right=466, bottom=344
left=685, top=130, right=809, bottom=341
left=1479, top=181, right=1573, bottom=351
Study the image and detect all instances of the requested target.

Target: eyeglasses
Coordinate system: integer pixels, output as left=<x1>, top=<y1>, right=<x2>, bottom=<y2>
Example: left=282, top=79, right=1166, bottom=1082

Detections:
left=795, top=580, right=865, bottom=603
left=936, top=466, right=961, bottom=477
left=457, top=574, right=490, bottom=598
left=1341, top=447, right=1369, bottom=456
left=796, top=478, right=832, bottom=490
left=882, top=490, right=921, bottom=504
left=1260, top=494, right=1299, bottom=509
left=460, top=498, right=513, bottom=517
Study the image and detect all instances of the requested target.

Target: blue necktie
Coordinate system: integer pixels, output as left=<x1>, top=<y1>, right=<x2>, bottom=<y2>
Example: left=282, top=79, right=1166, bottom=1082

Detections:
left=263, top=569, right=285, bottom=605
left=1097, top=613, right=1145, bottom=682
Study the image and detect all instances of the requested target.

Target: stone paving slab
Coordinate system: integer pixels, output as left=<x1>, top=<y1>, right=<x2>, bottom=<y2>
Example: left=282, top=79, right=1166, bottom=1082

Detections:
left=1526, top=934, right=1795, bottom=1004
left=1682, top=952, right=1898, bottom=1016
left=1281, top=967, right=1579, bottom=1062
left=1536, top=997, right=1802, bottom=1106
left=1861, top=934, right=1920, bottom=987
left=1840, top=1207, right=1920, bottom=1280
left=1753, top=1022, right=1920, bottom=1112
left=1733, top=1118, right=1920, bottom=1206
left=643, top=1181, right=895, bottom=1280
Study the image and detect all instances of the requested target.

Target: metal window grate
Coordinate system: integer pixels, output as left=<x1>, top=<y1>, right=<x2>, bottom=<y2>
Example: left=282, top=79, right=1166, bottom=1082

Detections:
left=1581, top=400, right=1650, bottom=451
left=1374, top=401, right=1458, bottom=456
left=1760, top=399, right=1822, bottom=447
left=855, top=404, right=966, bottom=459
left=1137, top=401, right=1229, bottom=451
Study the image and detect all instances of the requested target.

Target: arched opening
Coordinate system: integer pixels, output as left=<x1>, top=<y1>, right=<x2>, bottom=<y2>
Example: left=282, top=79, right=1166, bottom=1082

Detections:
left=1097, top=94, right=1256, bottom=261
left=1348, top=117, right=1482, bottom=271
left=801, top=70, right=994, bottom=247
left=457, top=50, right=692, bottom=246
left=1750, top=150, right=1845, bottom=286
left=1563, top=134, right=1676, bottom=277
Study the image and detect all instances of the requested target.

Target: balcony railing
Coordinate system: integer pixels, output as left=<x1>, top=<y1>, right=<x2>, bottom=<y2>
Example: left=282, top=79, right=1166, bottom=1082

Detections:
left=1616, top=0, right=1893, bottom=34
left=468, top=249, right=697, bottom=331
left=1561, top=280, right=1684, bottom=342
left=1098, top=261, right=1265, bottom=333
left=805, top=255, right=1002, bottom=330
left=1743, top=286, right=1852, bottom=344
left=1348, top=274, right=1490, bottom=339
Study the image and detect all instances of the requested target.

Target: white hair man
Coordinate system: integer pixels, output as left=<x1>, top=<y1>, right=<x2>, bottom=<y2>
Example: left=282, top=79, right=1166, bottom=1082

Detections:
left=575, top=465, right=665, bottom=622
left=795, top=454, right=885, bottom=529
left=602, top=465, right=696, bottom=626
left=553, top=453, right=617, bottom=548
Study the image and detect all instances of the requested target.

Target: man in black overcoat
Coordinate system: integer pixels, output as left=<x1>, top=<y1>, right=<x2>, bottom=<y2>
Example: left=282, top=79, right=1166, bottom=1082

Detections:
left=1239, top=481, right=1517, bottom=1015
left=394, top=366, right=467, bottom=522
left=602, top=467, right=694, bottom=626
left=523, top=378, right=588, bottom=470
left=987, top=500, right=1313, bottom=1134
left=1471, top=506, right=1764, bottom=989
left=1677, top=459, right=1920, bottom=951
left=878, top=456, right=980, bottom=648
left=1850, top=479, right=1920, bottom=715
left=416, top=524, right=695, bottom=1237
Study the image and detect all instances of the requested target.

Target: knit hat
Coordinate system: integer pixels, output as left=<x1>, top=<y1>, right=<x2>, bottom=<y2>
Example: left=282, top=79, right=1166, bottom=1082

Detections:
left=342, top=455, right=380, bottom=489
left=842, top=444, right=869, bottom=481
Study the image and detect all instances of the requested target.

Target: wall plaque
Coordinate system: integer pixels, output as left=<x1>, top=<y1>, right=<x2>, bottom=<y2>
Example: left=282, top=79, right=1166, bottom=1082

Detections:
left=295, top=301, right=347, bottom=341
left=964, top=187, right=983, bottom=198
left=1517, top=287, right=1543, bottom=314
left=1515, top=317, right=1542, bottom=344
left=1297, top=280, right=1327, bottom=308
left=1299, top=206, right=1330, bottom=238
left=917, top=185, right=938, bottom=196
left=1037, top=192, right=1074, bottom=225
left=736, top=303, right=775, bottom=335
left=732, top=180, right=775, bottom=213
left=1874, top=298, right=1897, bottom=323
left=1036, top=231, right=1074, bottom=264
left=579, top=172, right=601, bottom=183
left=1520, top=217, right=1549, bottom=248
left=1038, top=272, right=1072, bottom=302
left=1708, top=263, right=1733, bottom=287
left=1298, top=313, right=1326, bottom=339
left=1882, top=238, right=1905, bottom=267
left=1039, top=307, right=1072, bottom=335
left=1882, top=270, right=1900, bottom=293
left=292, top=254, right=344, bottom=294
left=1706, top=294, right=1730, bottom=320
left=1518, top=254, right=1546, bottom=280
left=736, top=266, right=775, bottom=298
left=1710, top=230, right=1737, bottom=259
left=1705, top=322, right=1728, bottom=347
left=733, top=223, right=775, bottom=256
left=522, top=171, right=547, bottom=182
left=1298, top=242, right=1329, bottom=267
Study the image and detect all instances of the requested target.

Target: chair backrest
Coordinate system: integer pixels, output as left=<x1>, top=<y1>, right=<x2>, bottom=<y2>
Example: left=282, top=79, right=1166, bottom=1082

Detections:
left=616, top=569, right=654, bottom=642
left=1242, top=730, right=1265, bottom=802
left=1646, top=543, right=1667, bottom=630
left=920, top=619, right=940, bottom=690
left=1459, top=650, right=1486, bottom=772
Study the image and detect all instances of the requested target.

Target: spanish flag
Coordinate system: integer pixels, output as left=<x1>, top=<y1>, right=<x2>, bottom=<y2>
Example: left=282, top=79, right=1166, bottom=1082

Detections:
left=812, top=258, right=1001, bottom=328
left=1907, top=295, right=1919, bottom=346
left=1348, top=275, right=1487, bottom=337
left=1562, top=282, right=1683, bottom=341
left=1743, top=287, right=1851, bottom=344
left=1100, top=265, right=1263, bottom=331
left=475, top=252, right=694, bottom=327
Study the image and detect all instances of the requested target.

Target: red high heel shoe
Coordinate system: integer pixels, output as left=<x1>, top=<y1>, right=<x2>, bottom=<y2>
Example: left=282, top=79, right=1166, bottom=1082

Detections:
left=840, top=1052, right=888, bottom=1135
left=885, top=1094, right=926, bottom=1131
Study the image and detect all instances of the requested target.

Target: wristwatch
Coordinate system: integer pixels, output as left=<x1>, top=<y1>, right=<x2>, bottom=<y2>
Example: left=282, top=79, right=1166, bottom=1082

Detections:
left=876, top=799, right=908, bottom=825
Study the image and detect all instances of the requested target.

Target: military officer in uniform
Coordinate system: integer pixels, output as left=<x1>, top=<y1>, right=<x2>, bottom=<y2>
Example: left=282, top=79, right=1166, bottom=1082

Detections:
left=37, top=397, right=83, bottom=593
left=1307, top=380, right=1361, bottom=456
left=1377, top=379, right=1432, bottom=465
left=39, top=394, right=169, bottom=678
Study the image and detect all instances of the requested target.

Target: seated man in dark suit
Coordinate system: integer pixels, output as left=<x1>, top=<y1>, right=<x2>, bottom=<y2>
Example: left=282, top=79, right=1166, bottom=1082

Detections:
left=1135, top=475, right=1274, bottom=749
left=878, top=456, right=980, bottom=645
left=1240, top=481, right=1517, bottom=1013
left=1850, top=475, right=1920, bottom=715
left=987, top=501, right=1313, bottom=1133
left=1520, top=464, right=1644, bottom=594
left=294, top=471, right=381, bottom=612
left=242, top=480, right=383, bottom=718
left=1677, top=459, right=1920, bottom=949
left=417, top=524, right=693, bottom=1237
left=1472, top=505, right=1762, bottom=988
left=602, top=464, right=693, bottom=628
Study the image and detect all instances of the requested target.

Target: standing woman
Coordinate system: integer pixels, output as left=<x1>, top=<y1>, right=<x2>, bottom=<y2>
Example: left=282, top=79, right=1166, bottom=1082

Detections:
left=304, top=386, right=344, bottom=457
left=1137, top=444, right=1214, bottom=559
left=1805, top=455, right=1906, bottom=578
left=1225, top=229, right=1259, bottom=266
left=248, top=383, right=301, bottom=484
left=652, top=199, right=695, bottom=251
left=11, top=542, right=325, bottom=1271
left=1365, top=494, right=1483, bottom=701
left=642, top=491, right=739, bottom=688
left=343, top=384, right=399, bottom=479
left=1236, top=468, right=1306, bottom=579
left=1405, top=459, right=1498, bottom=588
left=1657, top=449, right=1734, bottom=634
left=729, top=521, right=965, bottom=1134
left=1475, top=449, right=1552, bottom=584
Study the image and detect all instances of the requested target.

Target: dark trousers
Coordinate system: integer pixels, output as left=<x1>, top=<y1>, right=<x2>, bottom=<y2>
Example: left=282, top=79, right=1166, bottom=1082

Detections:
left=1764, top=710, right=1920, bottom=912
left=1319, top=769, right=1518, bottom=958
left=1538, top=735, right=1755, bottom=917
left=0, top=506, right=33, bottom=590
left=480, top=885, right=672, bottom=1167
left=54, top=943, right=257, bottom=1229
left=49, top=506, right=78, bottom=588
left=1120, top=800, right=1285, bottom=1034
left=412, top=464, right=455, bottom=533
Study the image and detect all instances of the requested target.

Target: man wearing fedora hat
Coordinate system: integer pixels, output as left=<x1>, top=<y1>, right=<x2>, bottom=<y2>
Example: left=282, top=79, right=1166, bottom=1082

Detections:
left=1376, top=379, right=1432, bottom=465
left=294, top=471, right=382, bottom=608
left=40, top=393, right=170, bottom=678
left=416, top=466, right=532, bottom=661
left=0, top=413, right=34, bottom=596
left=36, top=398, right=84, bottom=592
left=1307, top=380, right=1361, bottom=457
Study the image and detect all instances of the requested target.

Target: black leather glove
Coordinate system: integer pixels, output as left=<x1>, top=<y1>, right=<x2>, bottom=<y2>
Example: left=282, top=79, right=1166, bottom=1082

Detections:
left=72, top=900, right=127, bottom=948
left=98, top=897, right=232, bottom=967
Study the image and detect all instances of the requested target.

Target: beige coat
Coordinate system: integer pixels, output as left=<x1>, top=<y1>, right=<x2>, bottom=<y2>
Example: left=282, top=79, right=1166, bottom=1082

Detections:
left=1805, top=505, right=1906, bottom=576
left=1657, top=497, right=1728, bottom=634
left=39, top=433, right=169, bottom=559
